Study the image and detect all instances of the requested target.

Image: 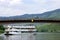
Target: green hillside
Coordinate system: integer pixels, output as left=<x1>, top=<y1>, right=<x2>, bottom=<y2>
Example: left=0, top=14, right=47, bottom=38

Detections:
left=0, top=9, right=60, bottom=20
left=47, top=9, right=60, bottom=19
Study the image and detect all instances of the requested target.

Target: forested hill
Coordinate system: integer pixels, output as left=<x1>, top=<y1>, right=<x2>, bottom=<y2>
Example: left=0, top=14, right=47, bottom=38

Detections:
left=0, top=9, right=60, bottom=20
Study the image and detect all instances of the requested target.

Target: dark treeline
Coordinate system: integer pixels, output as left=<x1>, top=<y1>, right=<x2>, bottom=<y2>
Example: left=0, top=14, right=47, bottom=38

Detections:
left=0, top=25, right=5, bottom=34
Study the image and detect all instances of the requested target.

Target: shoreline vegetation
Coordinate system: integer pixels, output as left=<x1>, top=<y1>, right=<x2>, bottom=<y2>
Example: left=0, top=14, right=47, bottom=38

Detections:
left=36, top=23, right=60, bottom=32
left=0, top=25, right=5, bottom=34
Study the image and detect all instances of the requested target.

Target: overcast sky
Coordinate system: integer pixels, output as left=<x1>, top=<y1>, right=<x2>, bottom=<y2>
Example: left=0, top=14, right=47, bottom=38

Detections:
left=0, top=0, right=60, bottom=17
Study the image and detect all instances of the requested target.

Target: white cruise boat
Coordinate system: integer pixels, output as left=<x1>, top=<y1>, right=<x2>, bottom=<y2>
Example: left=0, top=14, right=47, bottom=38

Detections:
left=4, top=25, right=36, bottom=35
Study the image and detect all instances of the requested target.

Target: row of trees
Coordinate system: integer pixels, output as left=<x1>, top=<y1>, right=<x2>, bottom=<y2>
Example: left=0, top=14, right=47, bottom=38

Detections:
left=36, top=23, right=60, bottom=32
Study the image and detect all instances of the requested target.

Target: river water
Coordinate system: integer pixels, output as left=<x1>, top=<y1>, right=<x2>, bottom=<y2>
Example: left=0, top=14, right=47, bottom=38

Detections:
left=0, top=33, right=60, bottom=40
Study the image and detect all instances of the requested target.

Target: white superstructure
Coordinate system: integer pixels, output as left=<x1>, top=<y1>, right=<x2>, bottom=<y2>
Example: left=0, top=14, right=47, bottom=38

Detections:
left=5, top=25, right=36, bottom=34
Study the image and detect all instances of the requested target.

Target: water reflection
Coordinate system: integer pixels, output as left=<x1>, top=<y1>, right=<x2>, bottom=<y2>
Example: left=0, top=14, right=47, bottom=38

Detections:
left=36, top=33, right=60, bottom=40
left=21, top=33, right=35, bottom=40
left=0, top=36, right=4, bottom=40
left=0, top=34, right=22, bottom=40
left=0, top=33, right=60, bottom=40
left=0, top=33, right=35, bottom=40
left=5, top=35, right=21, bottom=40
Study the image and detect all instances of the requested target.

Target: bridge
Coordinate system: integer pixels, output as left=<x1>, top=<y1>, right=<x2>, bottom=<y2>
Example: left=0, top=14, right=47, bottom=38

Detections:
left=0, top=19, right=60, bottom=24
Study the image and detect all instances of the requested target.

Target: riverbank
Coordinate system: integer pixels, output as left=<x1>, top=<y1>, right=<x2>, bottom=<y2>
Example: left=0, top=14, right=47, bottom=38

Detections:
left=36, top=23, right=60, bottom=32
left=0, top=33, right=4, bottom=36
left=0, top=30, right=5, bottom=35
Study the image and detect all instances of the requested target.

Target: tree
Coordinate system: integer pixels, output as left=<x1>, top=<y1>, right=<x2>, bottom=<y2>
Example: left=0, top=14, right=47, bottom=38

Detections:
left=0, top=25, right=5, bottom=33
